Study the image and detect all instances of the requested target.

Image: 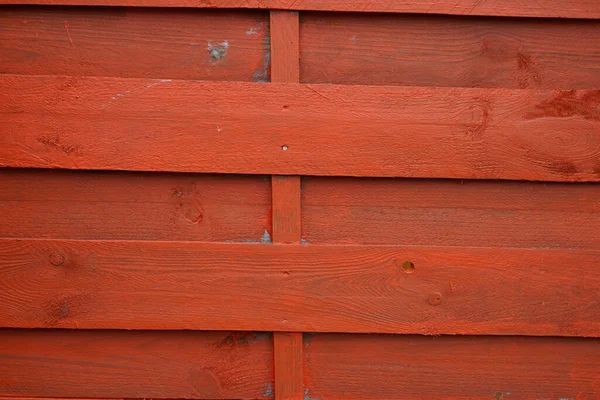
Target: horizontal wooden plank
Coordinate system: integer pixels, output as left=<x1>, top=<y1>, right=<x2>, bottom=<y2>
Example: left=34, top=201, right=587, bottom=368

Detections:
left=1, top=0, right=599, bottom=19
left=1, top=239, right=599, bottom=336
left=0, top=6, right=270, bottom=81
left=0, top=329, right=273, bottom=399
left=2, top=75, right=600, bottom=181
left=302, top=177, right=600, bottom=248
left=301, top=12, right=600, bottom=89
left=0, top=398, right=258, bottom=400
left=0, top=169, right=271, bottom=242
left=304, top=333, right=600, bottom=399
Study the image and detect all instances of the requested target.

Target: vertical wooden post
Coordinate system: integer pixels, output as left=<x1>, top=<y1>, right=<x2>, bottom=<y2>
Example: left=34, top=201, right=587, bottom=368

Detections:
left=270, top=10, right=300, bottom=84
left=271, top=174, right=301, bottom=244
left=269, top=10, right=304, bottom=400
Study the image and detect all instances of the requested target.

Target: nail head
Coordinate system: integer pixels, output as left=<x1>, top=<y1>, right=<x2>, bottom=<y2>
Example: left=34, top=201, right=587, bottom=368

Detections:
left=428, top=292, right=443, bottom=306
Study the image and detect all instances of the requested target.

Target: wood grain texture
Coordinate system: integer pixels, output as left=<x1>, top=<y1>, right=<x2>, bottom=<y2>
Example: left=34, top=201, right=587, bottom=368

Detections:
left=0, top=329, right=274, bottom=399
left=270, top=12, right=304, bottom=400
left=1, top=239, right=599, bottom=336
left=304, top=333, right=600, bottom=400
left=1, top=0, right=599, bottom=19
left=273, top=332, right=303, bottom=400
left=301, top=177, right=600, bottom=249
left=3, top=75, right=600, bottom=181
left=271, top=176, right=301, bottom=244
left=0, top=169, right=271, bottom=242
left=270, top=10, right=301, bottom=245
left=301, top=13, right=600, bottom=89
left=270, top=10, right=299, bottom=84
left=0, top=6, right=270, bottom=81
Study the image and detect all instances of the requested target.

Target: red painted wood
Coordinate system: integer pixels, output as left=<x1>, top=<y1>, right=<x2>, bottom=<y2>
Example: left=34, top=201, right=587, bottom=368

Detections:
left=271, top=176, right=301, bottom=244
left=273, top=332, right=303, bottom=400
left=2, top=1, right=598, bottom=398
left=304, top=333, right=600, bottom=399
left=0, top=6, right=270, bottom=81
left=270, top=10, right=301, bottom=244
left=1, top=239, right=599, bottom=336
left=301, top=12, right=600, bottom=89
left=2, top=75, right=599, bottom=181
left=0, top=0, right=599, bottom=19
left=269, top=12, right=303, bottom=400
left=270, top=10, right=299, bottom=84
left=0, top=329, right=274, bottom=399
left=301, top=177, right=600, bottom=249
left=0, top=169, right=271, bottom=242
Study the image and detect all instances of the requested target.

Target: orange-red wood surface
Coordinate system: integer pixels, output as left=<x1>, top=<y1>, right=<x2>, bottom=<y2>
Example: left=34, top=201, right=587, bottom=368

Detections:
left=1, top=239, right=599, bottom=336
left=0, top=6, right=270, bottom=81
left=2, top=2, right=600, bottom=398
left=273, top=332, right=303, bottom=400
left=270, top=10, right=298, bottom=84
left=0, top=329, right=274, bottom=399
left=301, top=13, right=600, bottom=89
left=3, top=75, right=599, bottom=181
left=270, top=10, right=301, bottom=245
left=270, top=11, right=304, bottom=400
left=304, top=333, right=600, bottom=399
left=0, top=169, right=271, bottom=242
left=301, top=177, right=600, bottom=248
left=1, top=0, right=599, bottom=19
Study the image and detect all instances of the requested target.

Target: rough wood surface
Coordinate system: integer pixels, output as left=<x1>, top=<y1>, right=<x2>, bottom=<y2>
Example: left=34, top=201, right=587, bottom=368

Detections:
left=271, top=176, right=301, bottom=244
left=269, top=11, right=304, bottom=400
left=301, top=177, right=600, bottom=249
left=270, top=10, right=299, bottom=84
left=0, top=329, right=274, bottom=399
left=0, top=0, right=599, bottom=19
left=304, top=333, right=600, bottom=399
left=2, top=75, right=600, bottom=181
left=1, top=239, right=599, bottom=336
left=301, top=13, right=600, bottom=89
left=0, top=6, right=270, bottom=81
left=270, top=10, right=301, bottom=245
left=0, top=169, right=271, bottom=242
left=273, top=332, right=303, bottom=400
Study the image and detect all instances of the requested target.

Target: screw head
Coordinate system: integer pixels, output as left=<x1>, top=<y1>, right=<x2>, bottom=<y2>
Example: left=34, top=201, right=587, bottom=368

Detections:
left=428, top=292, right=443, bottom=306
left=401, top=261, right=415, bottom=273
left=49, top=252, right=65, bottom=266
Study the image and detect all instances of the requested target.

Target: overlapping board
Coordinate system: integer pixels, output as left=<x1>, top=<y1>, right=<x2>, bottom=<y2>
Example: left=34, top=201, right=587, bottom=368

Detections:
left=300, top=12, right=600, bottom=89
left=0, top=6, right=270, bottom=81
left=304, top=333, right=600, bottom=399
left=1, top=239, right=599, bottom=336
left=0, top=329, right=274, bottom=399
left=1, top=0, right=599, bottom=19
left=2, top=75, right=599, bottom=181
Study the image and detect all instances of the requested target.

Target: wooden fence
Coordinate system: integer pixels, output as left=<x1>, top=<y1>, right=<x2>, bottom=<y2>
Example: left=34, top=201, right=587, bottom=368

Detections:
left=1, top=1, right=599, bottom=399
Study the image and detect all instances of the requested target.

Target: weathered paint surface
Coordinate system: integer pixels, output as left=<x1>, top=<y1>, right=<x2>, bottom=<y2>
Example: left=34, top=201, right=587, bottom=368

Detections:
left=2, top=0, right=600, bottom=19
left=1, top=2, right=599, bottom=399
